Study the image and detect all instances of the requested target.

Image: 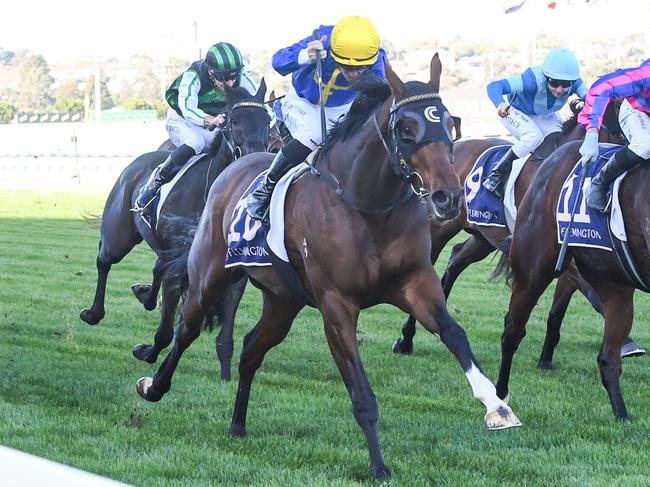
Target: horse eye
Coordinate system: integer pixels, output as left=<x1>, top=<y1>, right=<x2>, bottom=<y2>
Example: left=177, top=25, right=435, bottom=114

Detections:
left=399, top=125, right=416, bottom=143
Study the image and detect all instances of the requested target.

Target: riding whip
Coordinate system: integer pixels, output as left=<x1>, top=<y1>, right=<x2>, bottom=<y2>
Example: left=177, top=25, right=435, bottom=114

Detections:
left=554, top=157, right=587, bottom=273
left=313, top=29, right=328, bottom=142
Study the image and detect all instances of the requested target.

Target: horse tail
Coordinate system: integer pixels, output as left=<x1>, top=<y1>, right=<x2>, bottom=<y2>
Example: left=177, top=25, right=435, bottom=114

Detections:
left=490, top=235, right=513, bottom=287
left=81, top=209, right=103, bottom=227
left=157, top=244, right=220, bottom=333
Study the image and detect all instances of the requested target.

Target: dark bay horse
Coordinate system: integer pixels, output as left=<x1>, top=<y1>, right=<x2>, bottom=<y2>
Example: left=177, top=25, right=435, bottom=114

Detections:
left=496, top=140, right=650, bottom=420
left=135, top=55, right=521, bottom=480
left=393, top=100, right=633, bottom=368
left=79, top=82, right=270, bottom=380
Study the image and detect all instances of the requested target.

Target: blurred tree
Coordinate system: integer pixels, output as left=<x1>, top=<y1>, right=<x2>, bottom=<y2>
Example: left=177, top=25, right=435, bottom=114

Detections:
left=0, top=100, right=16, bottom=123
left=55, top=79, right=84, bottom=112
left=84, top=74, right=114, bottom=110
left=115, top=80, right=136, bottom=106
left=130, top=54, right=163, bottom=104
left=17, top=54, right=54, bottom=110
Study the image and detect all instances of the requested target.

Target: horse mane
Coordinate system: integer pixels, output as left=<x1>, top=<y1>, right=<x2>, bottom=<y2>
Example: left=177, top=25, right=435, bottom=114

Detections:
left=322, top=72, right=391, bottom=154
left=560, top=99, right=584, bottom=135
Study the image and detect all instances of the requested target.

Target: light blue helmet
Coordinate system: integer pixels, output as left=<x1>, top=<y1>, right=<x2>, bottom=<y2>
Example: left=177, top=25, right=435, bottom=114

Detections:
left=542, top=48, right=580, bottom=81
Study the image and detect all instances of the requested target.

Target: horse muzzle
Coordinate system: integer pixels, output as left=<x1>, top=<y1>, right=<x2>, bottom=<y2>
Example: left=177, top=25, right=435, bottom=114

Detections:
left=428, top=186, right=463, bottom=221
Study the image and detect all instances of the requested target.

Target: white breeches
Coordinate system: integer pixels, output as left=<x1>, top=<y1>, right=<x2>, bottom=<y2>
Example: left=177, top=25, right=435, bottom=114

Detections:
left=619, top=100, right=650, bottom=159
left=166, top=110, right=217, bottom=154
left=500, top=108, right=564, bottom=157
left=280, top=88, right=351, bottom=150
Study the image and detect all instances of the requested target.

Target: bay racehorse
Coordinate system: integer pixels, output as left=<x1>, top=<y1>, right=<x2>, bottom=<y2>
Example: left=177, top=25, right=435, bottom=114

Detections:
left=135, top=54, right=521, bottom=480
left=496, top=140, right=650, bottom=420
left=80, top=82, right=270, bottom=380
left=392, top=100, right=638, bottom=368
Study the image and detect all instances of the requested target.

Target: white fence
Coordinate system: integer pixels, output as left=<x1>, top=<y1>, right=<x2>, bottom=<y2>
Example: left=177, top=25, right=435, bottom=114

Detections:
left=0, top=121, right=166, bottom=193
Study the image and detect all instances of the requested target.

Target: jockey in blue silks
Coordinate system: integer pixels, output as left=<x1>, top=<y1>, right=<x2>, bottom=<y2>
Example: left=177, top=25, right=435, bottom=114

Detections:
left=482, top=48, right=588, bottom=199
left=578, top=58, right=650, bottom=212
left=245, top=15, right=389, bottom=222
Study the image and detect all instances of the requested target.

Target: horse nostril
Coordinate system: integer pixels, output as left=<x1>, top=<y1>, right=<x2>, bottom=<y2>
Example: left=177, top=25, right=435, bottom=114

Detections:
left=432, top=190, right=451, bottom=208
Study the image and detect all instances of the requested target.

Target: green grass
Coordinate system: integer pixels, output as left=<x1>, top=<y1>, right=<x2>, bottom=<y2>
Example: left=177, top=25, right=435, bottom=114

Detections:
left=1, top=190, right=649, bottom=486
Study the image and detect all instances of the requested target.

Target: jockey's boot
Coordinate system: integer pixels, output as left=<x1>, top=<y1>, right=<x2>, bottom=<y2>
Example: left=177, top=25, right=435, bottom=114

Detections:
left=245, top=140, right=311, bottom=222
left=133, top=144, right=195, bottom=215
left=482, top=148, right=517, bottom=200
left=586, top=148, right=644, bottom=213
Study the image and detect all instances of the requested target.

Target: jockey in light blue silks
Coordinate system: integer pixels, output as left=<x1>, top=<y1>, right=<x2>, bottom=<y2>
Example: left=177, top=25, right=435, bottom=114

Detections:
left=482, top=48, right=588, bottom=199
left=245, top=15, right=390, bottom=222
left=133, top=42, right=258, bottom=220
left=578, top=58, right=650, bottom=212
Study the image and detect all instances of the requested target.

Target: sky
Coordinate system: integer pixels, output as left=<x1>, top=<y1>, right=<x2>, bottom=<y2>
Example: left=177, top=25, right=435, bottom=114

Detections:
left=3, top=0, right=648, bottom=63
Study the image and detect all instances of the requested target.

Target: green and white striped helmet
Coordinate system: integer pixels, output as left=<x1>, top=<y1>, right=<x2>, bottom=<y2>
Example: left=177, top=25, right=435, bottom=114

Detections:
left=205, top=42, right=244, bottom=80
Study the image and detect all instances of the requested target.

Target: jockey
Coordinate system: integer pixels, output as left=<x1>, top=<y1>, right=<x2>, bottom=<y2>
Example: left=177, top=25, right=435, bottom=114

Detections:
left=483, top=48, right=587, bottom=199
left=245, top=15, right=389, bottom=222
left=579, top=58, right=650, bottom=212
left=133, top=42, right=257, bottom=217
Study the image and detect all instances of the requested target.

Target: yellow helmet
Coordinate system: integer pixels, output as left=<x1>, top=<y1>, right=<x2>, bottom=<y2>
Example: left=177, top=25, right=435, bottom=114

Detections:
left=330, top=16, right=380, bottom=66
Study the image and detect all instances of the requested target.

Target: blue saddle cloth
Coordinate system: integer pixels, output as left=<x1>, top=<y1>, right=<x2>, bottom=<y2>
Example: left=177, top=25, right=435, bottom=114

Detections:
left=556, top=144, right=623, bottom=250
left=225, top=172, right=273, bottom=267
left=465, top=145, right=512, bottom=227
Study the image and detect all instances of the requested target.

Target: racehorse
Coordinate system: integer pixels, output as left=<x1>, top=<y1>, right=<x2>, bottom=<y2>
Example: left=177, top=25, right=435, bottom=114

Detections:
left=392, top=100, right=634, bottom=368
left=79, top=81, right=270, bottom=380
left=496, top=140, right=650, bottom=420
left=135, top=54, right=521, bottom=480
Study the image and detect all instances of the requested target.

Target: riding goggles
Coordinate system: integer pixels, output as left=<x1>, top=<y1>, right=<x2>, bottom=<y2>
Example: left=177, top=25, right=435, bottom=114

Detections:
left=547, top=77, right=573, bottom=89
left=209, top=68, right=240, bottom=82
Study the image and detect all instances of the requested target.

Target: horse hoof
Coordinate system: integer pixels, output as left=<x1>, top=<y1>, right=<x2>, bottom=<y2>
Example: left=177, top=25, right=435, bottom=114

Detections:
left=537, top=360, right=553, bottom=370
left=131, top=284, right=156, bottom=311
left=371, top=465, right=391, bottom=481
left=79, top=308, right=102, bottom=326
left=485, top=405, right=522, bottom=430
left=621, top=341, right=646, bottom=359
left=136, top=377, right=162, bottom=402
left=392, top=338, right=413, bottom=355
left=229, top=424, right=247, bottom=437
left=133, top=344, right=157, bottom=363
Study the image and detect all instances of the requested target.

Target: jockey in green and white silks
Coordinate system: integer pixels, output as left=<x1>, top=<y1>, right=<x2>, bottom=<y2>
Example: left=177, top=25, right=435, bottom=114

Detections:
left=482, top=48, right=587, bottom=199
left=133, top=42, right=257, bottom=218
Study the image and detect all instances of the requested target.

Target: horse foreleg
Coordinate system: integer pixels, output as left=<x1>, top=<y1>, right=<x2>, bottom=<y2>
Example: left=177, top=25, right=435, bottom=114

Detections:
left=132, top=281, right=179, bottom=363
left=229, top=293, right=302, bottom=437
left=593, top=281, right=634, bottom=420
left=441, top=234, right=494, bottom=298
left=391, top=270, right=520, bottom=431
left=215, top=275, right=247, bottom=381
left=320, top=293, right=390, bottom=480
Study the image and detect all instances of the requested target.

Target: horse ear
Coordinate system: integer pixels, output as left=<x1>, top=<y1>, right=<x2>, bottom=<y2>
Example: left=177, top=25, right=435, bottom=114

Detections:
left=429, top=52, right=442, bottom=93
left=256, top=78, right=267, bottom=102
left=384, top=61, right=406, bottom=99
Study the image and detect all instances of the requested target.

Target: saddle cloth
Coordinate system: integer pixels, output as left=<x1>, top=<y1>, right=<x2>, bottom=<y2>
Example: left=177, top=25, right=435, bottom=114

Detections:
left=464, top=145, right=528, bottom=230
left=225, top=163, right=306, bottom=267
left=150, top=152, right=205, bottom=228
left=556, top=144, right=627, bottom=250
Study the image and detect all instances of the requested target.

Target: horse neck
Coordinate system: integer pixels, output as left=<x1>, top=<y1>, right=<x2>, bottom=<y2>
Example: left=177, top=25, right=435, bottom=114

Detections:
left=564, top=123, right=586, bottom=143
left=326, top=105, right=410, bottom=210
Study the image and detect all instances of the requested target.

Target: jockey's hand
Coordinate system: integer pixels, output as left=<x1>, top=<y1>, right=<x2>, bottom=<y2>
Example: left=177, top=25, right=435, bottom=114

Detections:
left=579, top=129, right=600, bottom=167
left=497, top=102, right=510, bottom=118
left=307, top=35, right=327, bottom=62
left=204, top=114, right=226, bottom=129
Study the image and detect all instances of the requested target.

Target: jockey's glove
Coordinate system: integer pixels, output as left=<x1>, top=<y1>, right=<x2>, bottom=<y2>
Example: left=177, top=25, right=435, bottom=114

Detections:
left=579, top=131, right=600, bottom=167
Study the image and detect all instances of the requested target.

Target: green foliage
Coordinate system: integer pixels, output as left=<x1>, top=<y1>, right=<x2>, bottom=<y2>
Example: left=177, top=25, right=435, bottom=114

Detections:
left=122, top=98, right=167, bottom=119
left=84, top=74, right=114, bottom=111
left=0, top=100, right=15, bottom=123
left=16, top=54, right=54, bottom=110
left=1, top=191, right=650, bottom=485
left=54, top=98, right=84, bottom=112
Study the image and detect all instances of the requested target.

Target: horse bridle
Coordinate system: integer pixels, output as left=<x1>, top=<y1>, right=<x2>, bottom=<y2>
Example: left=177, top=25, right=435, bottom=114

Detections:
left=220, top=100, right=269, bottom=160
left=373, top=91, right=454, bottom=202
